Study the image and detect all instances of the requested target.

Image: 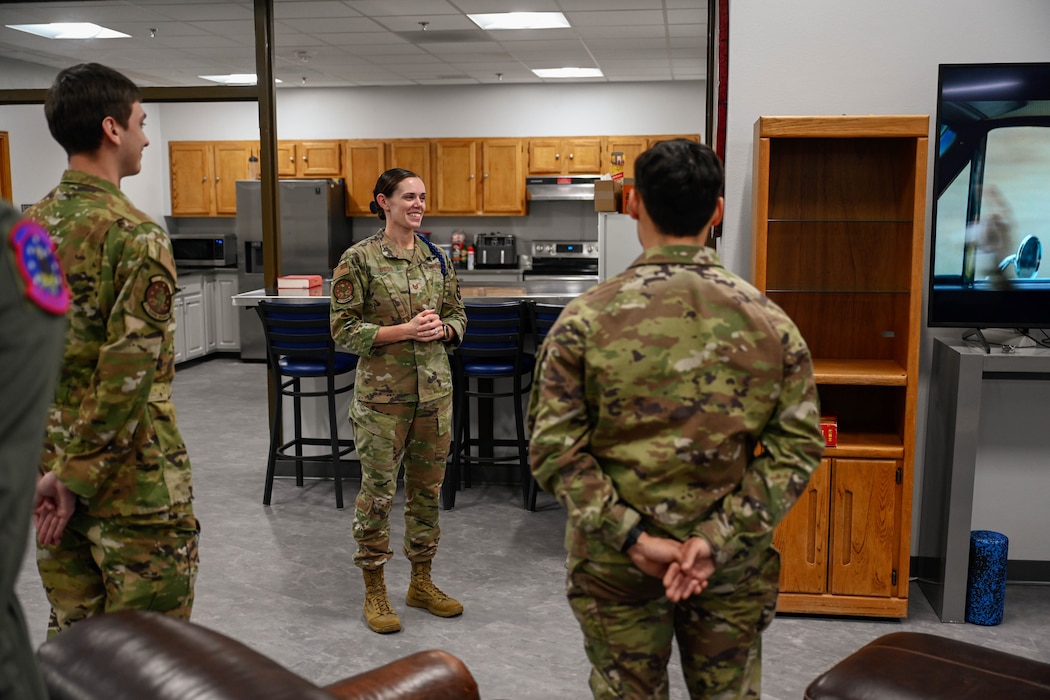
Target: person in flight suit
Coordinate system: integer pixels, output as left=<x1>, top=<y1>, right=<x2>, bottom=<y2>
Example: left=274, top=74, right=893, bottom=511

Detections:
left=527, top=139, right=825, bottom=699
left=24, top=62, right=200, bottom=637
left=0, top=199, right=69, bottom=699
left=330, top=168, right=466, bottom=634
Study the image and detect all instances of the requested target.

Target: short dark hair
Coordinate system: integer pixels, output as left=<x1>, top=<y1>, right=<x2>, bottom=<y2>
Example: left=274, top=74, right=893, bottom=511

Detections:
left=44, top=63, right=141, bottom=157
left=370, top=168, right=421, bottom=221
left=633, top=139, right=723, bottom=237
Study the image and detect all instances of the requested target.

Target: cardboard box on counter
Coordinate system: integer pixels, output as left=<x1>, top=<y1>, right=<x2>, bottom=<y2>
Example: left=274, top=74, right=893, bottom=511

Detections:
left=594, top=180, right=622, bottom=212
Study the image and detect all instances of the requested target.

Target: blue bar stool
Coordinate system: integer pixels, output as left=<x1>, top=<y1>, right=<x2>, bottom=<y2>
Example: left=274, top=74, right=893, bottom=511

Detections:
left=256, top=301, right=358, bottom=509
left=525, top=301, right=567, bottom=511
left=444, top=301, right=533, bottom=510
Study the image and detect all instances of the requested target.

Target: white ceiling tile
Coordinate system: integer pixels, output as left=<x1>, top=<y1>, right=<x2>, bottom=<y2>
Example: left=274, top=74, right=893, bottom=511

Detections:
left=0, top=0, right=707, bottom=88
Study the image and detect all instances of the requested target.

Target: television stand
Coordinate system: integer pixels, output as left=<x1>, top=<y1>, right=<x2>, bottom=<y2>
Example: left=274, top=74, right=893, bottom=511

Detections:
left=961, top=328, right=991, bottom=354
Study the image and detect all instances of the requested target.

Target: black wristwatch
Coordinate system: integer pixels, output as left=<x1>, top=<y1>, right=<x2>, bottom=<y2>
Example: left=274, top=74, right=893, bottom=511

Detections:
left=621, top=524, right=644, bottom=553
left=442, top=324, right=451, bottom=342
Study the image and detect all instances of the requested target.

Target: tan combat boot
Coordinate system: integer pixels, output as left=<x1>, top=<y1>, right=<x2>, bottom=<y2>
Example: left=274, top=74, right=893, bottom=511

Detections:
left=362, top=567, right=401, bottom=634
left=406, top=560, right=464, bottom=617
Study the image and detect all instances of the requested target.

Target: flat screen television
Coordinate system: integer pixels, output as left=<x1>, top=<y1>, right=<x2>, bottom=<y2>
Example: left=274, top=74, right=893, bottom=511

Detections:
left=928, top=62, right=1050, bottom=330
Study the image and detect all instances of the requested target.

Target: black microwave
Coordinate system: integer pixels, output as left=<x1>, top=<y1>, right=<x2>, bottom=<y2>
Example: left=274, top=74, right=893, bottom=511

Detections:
left=170, top=233, right=237, bottom=268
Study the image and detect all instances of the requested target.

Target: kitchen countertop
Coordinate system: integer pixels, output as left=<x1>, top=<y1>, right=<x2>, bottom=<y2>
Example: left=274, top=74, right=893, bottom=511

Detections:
left=232, top=277, right=596, bottom=307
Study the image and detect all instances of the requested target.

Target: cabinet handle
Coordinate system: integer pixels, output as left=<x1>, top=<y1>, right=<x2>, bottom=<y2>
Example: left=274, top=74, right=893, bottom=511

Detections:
left=555, top=153, right=560, bottom=160
left=289, top=157, right=294, bottom=162
left=201, top=177, right=207, bottom=182
left=569, top=153, right=574, bottom=160
left=302, top=156, right=307, bottom=162
left=469, top=173, right=475, bottom=179
left=483, top=173, right=489, bottom=179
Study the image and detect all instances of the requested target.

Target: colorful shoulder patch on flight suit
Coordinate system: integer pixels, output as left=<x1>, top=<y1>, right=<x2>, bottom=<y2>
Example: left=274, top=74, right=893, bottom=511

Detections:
left=143, top=275, right=174, bottom=321
left=8, top=219, right=70, bottom=315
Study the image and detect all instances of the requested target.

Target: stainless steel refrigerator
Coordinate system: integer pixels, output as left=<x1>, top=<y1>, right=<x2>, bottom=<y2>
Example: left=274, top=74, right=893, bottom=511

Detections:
left=235, top=179, right=353, bottom=360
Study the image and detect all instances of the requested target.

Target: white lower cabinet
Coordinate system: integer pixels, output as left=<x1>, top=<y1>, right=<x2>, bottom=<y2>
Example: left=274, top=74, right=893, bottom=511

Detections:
left=176, top=270, right=239, bottom=365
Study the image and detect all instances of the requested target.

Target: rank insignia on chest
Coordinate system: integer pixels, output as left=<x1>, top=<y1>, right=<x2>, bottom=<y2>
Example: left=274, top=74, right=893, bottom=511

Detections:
left=333, top=278, right=354, bottom=303
left=143, top=275, right=174, bottom=321
left=9, top=219, right=71, bottom=315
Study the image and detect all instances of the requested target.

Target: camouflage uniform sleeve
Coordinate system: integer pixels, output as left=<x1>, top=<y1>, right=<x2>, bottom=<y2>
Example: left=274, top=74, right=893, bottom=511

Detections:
left=440, top=264, right=466, bottom=348
left=527, top=308, right=643, bottom=551
left=693, top=311, right=825, bottom=566
left=330, top=246, right=380, bottom=356
left=54, top=223, right=175, bottom=498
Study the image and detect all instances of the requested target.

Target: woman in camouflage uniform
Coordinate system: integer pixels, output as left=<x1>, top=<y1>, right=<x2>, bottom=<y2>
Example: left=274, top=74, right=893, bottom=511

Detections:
left=330, top=169, right=466, bottom=634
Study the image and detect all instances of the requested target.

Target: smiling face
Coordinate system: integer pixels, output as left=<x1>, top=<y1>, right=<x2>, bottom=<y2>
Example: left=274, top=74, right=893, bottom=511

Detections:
left=378, top=176, right=426, bottom=233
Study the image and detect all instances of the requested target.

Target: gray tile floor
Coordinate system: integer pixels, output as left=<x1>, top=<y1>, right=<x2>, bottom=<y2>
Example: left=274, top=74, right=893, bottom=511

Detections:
left=15, top=358, right=1050, bottom=699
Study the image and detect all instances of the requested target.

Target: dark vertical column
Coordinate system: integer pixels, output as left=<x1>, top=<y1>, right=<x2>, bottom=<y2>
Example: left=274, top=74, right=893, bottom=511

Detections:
left=254, top=0, right=280, bottom=288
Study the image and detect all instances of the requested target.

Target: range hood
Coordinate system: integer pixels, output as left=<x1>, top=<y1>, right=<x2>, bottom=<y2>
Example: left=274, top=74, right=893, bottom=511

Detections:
left=526, top=175, right=602, bottom=201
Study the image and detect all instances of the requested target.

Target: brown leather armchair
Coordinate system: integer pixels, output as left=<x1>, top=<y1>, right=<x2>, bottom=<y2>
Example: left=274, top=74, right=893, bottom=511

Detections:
left=37, top=610, right=480, bottom=700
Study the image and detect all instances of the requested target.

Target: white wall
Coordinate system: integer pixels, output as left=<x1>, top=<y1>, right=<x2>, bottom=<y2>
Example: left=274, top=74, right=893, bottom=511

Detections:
left=726, top=0, right=1050, bottom=560
left=2, top=102, right=167, bottom=224
left=3, top=79, right=702, bottom=240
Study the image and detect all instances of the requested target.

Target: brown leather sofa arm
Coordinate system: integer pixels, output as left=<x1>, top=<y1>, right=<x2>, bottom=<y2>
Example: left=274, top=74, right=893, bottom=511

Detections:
left=323, top=649, right=480, bottom=700
left=37, top=610, right=479, bottom=700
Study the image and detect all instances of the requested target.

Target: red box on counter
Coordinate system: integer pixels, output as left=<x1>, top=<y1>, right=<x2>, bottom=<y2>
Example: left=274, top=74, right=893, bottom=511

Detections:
left=820, top=416, right=838, bottom=447
left=277, top=274, right=322, bottom=289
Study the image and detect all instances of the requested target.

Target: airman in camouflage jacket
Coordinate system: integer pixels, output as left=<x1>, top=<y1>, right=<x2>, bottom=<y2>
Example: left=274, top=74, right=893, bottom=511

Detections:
left=330, top=230, right=465, bottom=403
left=528, top=243, right=824, bottom=571
left=25, top=170, right=193, bottom=518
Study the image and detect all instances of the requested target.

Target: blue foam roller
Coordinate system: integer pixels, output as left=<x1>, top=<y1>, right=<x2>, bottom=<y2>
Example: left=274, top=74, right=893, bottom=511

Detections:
left=965, top=530, right=1009, bottom=626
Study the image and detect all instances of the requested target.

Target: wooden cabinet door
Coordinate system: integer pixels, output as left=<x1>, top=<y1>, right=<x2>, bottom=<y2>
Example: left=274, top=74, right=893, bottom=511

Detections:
left=213, top=141, right=252, bottom=215
left=277, top=142, right=297, bottom=178
left=527, top=139, right=564, bottom=174
left=345, top=140, right=385, bottom=216
left=564, top=138, right=603, bottom=174
left=388, top=139, right=431, bottom=184
left=170, top=142, right=213, bottom=216
left=773, top=459, right=830, bottom=594
left=297, top=140, right=342, bottom=177
left=606, top=137, right=649, bottom=180
left=432, top=140, right=477, bottom=215
left=829, top=458, right=899, bottom=598
left=481, top=139, right=525, bottom=215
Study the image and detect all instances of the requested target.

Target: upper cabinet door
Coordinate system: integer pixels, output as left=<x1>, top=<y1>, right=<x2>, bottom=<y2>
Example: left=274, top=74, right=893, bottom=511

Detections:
left=527, top=137, right=604, bottom=175
left=481, top=139, right=525, bottom=215
left=213, top=142, right=252, bottom=215
left=345, top=140, right=386, bottom=216
left=277, top=142, right=297, bottom=178
left=170, top=142, right=214, bottom=216
left=297, top=140, right=342, bottom=178
left=605, top=137, right=649, bottom=180
left=563, top=138, right=603, bottom=174
left=432, top=139, right=478, bottom=215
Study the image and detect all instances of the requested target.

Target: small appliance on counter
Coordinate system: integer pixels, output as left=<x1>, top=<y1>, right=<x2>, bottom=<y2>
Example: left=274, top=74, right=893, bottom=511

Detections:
left=474, top=232, right=518, bottom=269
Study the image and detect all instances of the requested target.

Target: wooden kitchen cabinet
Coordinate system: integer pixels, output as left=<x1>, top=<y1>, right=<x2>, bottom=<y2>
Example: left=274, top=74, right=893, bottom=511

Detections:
left=170, top=141, right=253, bottom=216
left=752, top=115, right=928, bottom=617
left=527, top=137, right=603, bottom=175
left=388, top=139, right=431, bottom=184
left=430, top=139, right=525, bottom=216
left=604, top=136, right=649, bottom=180
left=345, top=140, right=386, bottom=216
left=344, top=139, right=433, bottom=216
left=276, top=140, right=343, bottom=178
left=480, top=139, right=525, bottom=215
